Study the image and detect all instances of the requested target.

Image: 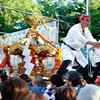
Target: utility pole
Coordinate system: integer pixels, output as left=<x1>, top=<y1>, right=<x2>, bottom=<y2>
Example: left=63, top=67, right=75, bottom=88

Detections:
left=86, top=0, right=92, bottom=77
left=86, top=0, right=90, bottom=15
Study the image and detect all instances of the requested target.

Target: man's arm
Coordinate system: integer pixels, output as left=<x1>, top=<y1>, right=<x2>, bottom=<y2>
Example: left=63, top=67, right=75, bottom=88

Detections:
left=86, top=41, right=100, bottom=47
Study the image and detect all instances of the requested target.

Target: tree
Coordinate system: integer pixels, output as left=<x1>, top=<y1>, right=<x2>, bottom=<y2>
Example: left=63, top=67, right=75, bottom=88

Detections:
left=90, top=0, right=100, bottom=40
left=0, top=0, right=41, bottom=33
left=37, top=0, right=86, bottom=41
left=0, top=0, right=99, bottom=41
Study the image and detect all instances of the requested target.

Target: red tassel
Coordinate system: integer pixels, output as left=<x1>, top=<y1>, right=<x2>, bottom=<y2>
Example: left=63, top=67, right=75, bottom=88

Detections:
left=0, top=57, right=7, bottom=68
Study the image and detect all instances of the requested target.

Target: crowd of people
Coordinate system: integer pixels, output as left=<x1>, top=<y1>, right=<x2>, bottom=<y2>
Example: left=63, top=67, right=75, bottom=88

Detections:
left=0, top=70, right=100, bottom=100
left=0, top=14, right=100, bottom=100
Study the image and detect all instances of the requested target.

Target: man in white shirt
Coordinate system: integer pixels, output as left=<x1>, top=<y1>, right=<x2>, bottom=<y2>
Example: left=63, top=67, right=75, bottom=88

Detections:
left=57, top=15, right=99, bottom=79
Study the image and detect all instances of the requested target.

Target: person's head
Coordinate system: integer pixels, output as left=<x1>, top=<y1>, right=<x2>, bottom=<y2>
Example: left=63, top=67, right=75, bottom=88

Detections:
left=32, top=76, right=45, bottom=87
left=1, top=77, right=29, bottom=100
left=20, top=74, right=31, bottom=83
left=50, top=74, right=65, bottom=89
left=19, top=92, right=47, bottom=100
left=0, top=69, right=6, bottom=75
left=79, top=15, right=90, bottom=28
left=0, top=73, right=8, bottom=92
left=0, top=73, right=8, bottom=83
left=64, top=71, right=82, bottom=87
left=83, top=76, right=94, bottom=84
left=55, top=86, right=76, bottom=100
left=77, top=84, right=100, bottom=100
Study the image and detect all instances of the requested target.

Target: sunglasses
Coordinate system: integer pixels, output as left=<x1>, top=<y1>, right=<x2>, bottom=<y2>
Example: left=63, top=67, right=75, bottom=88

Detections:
left=83, top=19, right=90, bottom=21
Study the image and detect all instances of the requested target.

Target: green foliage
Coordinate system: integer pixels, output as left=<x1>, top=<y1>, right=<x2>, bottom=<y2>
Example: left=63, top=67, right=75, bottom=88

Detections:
left=0, top=0, right=99, bottom=41
left=38, top=0, right=86, bottom=40
left=90, top=0, right=100, bottom=39
left=0, top=0, right=41, bottom=33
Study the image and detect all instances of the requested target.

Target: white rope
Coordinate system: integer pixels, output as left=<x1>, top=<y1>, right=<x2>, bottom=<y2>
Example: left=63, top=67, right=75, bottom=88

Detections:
left=0, top=5, right=33, bottom=15
left=0, top=5, right=68, bottom=23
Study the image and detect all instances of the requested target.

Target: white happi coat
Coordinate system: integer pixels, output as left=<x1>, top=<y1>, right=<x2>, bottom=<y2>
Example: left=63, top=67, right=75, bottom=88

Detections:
left=61, top=23, right=99, bottom=69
